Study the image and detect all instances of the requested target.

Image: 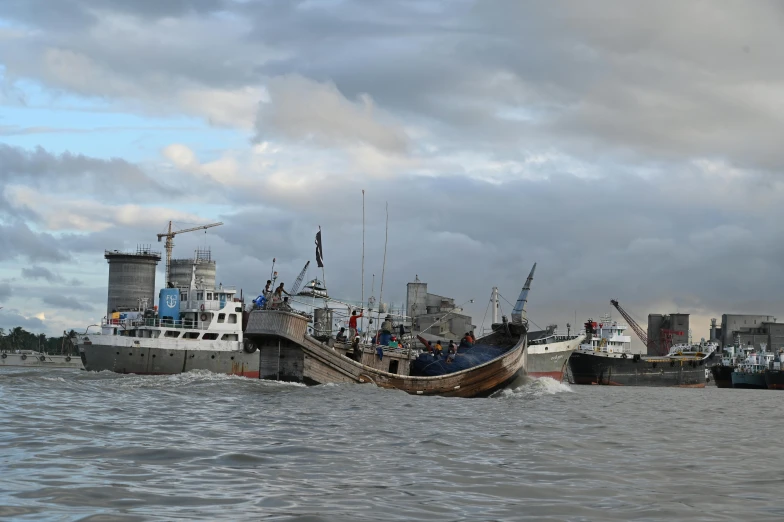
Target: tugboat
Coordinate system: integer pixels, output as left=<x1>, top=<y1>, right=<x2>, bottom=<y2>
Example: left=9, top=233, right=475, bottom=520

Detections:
left=764, top=350, right=784, bottom=390
left=710, top=345, right=741, bottom=388
left=78, top=263, right=258, bottom=378
left=731, top=347, right=772, bottom=389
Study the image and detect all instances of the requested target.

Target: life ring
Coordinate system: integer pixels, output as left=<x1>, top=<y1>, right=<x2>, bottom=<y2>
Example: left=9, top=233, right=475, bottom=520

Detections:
left=39, top=355, right=46, bottom=362
left=1, top=353, right=6, bottom=359
left=200, top=304, right=205, bottom=311
left=65, top=356, right=71, bottom=362
left=200, top=313, right=209, bottom=322
left=21, top=354, right=27, bottom=360
left=243, top=341, right=257, bottom=354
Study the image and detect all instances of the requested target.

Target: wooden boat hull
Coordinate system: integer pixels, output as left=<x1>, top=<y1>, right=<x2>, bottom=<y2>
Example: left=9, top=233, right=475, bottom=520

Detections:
left=245, top=310, right=527, bottom=398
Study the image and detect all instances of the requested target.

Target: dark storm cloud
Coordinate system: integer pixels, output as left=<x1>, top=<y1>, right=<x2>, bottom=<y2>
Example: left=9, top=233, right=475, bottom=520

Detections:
left=0, top=222, right=69, bottom=263
left=0, top=144, right=166, bottom=198
left=2, top=0, right=784, bottom=337
left=0, top=309, right=46, bottom=331
left=21, top=266, right=63, bottom=283
left=41, top=294, right=94, bottom=311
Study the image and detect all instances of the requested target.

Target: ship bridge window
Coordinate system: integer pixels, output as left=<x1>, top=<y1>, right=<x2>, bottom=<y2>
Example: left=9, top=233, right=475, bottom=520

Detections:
left=164, top=331, right=181, bottom=338
left=221, top=334, right=238, bottom=341
left=228, top=314, right=238, bottom=324
left=207, top=292, right=213, bottom=300
left=203, top=333, right=219, bottom=340
left=183, top=332, right=199, bottom=339
left=218, top=313, right=226, bottom=323
left=181, top=292, right=188, bottom=301
left=197, top=292, right=203, bottom=300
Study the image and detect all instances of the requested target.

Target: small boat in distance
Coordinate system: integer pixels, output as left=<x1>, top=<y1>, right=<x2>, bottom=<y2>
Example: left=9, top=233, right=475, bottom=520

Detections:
left=731, top=349, right=771, bottom=389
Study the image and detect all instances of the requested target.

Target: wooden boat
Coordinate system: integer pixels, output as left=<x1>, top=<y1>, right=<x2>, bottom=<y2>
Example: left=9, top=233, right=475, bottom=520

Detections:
left=244, top=265, right=536, bottom=398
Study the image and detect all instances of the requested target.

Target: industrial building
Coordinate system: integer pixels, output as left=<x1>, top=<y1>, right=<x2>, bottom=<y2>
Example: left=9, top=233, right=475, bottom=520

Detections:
left=406, top=276, right=475, bottom=341
left=715, top=314, right=781, bottom=351
left=647, top=313, right=689, bottom=355
left=105, top=246, right=161, bottom=317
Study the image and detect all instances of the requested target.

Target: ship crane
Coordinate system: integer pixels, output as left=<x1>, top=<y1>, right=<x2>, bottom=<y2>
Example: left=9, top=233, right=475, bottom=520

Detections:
left=290, top=261, right=310, bottom=295
left=610, top=299, right=651, bottom=352
left=610, top=299, right=683, bottom=355
left=157, top=220, right=223, bottom=285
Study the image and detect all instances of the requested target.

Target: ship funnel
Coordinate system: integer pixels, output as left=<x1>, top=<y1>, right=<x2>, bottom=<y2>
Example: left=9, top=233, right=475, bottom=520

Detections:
left=511, top=263, right=536, bottom=325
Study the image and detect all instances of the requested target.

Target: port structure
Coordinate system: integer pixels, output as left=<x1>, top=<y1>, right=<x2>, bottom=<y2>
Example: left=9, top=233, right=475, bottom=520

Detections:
left=157, top=220, right=223, bottom=286
left=610, top=299, right=683, bottom=355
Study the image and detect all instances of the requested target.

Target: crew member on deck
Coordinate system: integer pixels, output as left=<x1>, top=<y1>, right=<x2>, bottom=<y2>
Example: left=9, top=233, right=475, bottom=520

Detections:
left=349, top=309, right=364, bottom=339
left=336, top=327, right=347, bottom=342
left=435, top=340, right=443, bottom=356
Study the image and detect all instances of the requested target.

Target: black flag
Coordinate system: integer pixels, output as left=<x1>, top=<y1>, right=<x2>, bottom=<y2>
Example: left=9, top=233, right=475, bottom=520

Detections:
left=315, top=229, right=324, bottom=267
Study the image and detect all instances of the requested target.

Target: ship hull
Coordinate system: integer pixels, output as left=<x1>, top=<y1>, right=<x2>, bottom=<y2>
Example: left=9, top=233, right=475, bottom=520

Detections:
left=710, top=365, right=734, bottom=388
left=525, top=335, right=584, bottom=381
left=246, top=310, right=526, bottom=397
left=569, top=352, right=707, bottom=387
left=764, top=370, right=784, bottom=390
left=731, top=371, right=767, bottom=389
left=0, top=352, right=83, bottom=369
left=79, top=343, right=259, bottom=378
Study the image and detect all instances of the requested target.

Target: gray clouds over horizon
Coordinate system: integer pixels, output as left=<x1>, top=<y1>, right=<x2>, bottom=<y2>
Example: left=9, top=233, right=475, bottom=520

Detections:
left=1, top=0, right=783, bottom=338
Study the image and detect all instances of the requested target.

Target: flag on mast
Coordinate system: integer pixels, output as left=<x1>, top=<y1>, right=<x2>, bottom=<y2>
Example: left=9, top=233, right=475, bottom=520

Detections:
left=315, top=228, right=324, bottom=267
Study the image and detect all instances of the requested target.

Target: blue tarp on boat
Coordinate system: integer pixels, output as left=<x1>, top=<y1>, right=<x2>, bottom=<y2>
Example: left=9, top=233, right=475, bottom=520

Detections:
left=410, top=342, right=508, bottom=377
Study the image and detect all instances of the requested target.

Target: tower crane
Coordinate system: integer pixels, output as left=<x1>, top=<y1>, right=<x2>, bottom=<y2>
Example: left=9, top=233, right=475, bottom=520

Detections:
left=157, top=220, right=223, bottom=285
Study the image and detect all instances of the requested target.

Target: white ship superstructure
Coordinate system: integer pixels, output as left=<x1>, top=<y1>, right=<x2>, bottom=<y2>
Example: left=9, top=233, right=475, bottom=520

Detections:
left=578, top=314, right=632, bottom=354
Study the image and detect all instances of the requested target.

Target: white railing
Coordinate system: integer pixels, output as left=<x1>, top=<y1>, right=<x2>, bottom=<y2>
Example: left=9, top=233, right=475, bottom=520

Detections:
left=103, top=317, right=217, bottom=331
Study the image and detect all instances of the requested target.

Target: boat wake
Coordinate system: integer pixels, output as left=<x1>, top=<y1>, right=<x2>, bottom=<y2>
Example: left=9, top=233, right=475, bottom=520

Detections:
left=492, top=376, right=573, bottom=399
left=83, top=370, right=307, bottom=389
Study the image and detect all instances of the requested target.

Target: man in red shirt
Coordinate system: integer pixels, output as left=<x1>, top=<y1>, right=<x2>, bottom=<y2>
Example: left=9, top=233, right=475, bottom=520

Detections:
left=348, top=309, right=363, bottom=340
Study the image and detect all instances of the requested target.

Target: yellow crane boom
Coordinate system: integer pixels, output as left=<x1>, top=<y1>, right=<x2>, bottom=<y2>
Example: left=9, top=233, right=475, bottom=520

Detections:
left=157, top=220, right=223, bottom=285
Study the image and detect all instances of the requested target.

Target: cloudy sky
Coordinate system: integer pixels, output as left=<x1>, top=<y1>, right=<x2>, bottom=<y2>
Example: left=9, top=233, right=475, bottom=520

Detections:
left=1, top=0, right=783, bottom=344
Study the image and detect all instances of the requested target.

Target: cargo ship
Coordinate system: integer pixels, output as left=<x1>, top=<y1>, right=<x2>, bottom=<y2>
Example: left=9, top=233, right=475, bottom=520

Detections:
left=568, top=319, right=715, bottom=387
left=525, top=325, right=585, bottom=381
left=78, top=265, right=259, bottom=378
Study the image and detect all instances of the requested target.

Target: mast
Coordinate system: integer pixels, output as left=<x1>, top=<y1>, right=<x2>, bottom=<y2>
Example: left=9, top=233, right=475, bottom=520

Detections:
left=491, top=286, right=499, bottom=324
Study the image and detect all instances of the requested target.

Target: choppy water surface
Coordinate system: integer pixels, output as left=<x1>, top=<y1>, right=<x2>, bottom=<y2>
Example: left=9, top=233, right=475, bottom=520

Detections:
left=1, top=368, right=783, bottom=521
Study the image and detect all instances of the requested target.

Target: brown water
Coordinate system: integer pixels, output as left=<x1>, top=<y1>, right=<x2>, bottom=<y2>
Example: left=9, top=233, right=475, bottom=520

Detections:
left=1, top=368, right=783, bottom=521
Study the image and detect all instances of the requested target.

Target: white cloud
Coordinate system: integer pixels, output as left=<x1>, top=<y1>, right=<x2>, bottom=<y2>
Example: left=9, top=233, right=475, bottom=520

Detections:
left=255, top=75, right=409, bottom=153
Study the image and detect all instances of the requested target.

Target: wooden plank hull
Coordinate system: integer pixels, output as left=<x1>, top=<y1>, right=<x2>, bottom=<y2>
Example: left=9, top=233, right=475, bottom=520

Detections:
left=246, top=310, right=527, bottom=398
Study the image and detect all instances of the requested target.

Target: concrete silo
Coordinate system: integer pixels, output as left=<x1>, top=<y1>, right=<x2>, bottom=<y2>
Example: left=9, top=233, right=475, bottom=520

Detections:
left=105, top=246, right=161, bottom=317
left=168, top=247, right=217, bottom=290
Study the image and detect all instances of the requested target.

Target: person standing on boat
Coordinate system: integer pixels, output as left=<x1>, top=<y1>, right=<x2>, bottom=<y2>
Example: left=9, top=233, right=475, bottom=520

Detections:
left=272, top=282, right=290, bottom=308
left=348, top=309, right=363, bottom=340
left=435, top=340, right=443, bottom=356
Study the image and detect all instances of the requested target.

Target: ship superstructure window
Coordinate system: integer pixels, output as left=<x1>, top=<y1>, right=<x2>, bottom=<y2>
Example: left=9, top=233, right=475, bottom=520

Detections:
left=183, top=332, right=199, bottom=339
left=197, top=292, right=203, bottom=300
left=202, top=333, right=219, bottom=340
left=235, top=306, right=242, bottom=312
left=207, top=292, right=213, bottom=300
left=164, top=331, right=181, bottom=338
left=228, top=314, right=237, bottom=324
left=218, top=313, right=226, bottom=323
left=221, top=334, right=238, bottom=341
left=181, top=292, right=188, bottom=301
